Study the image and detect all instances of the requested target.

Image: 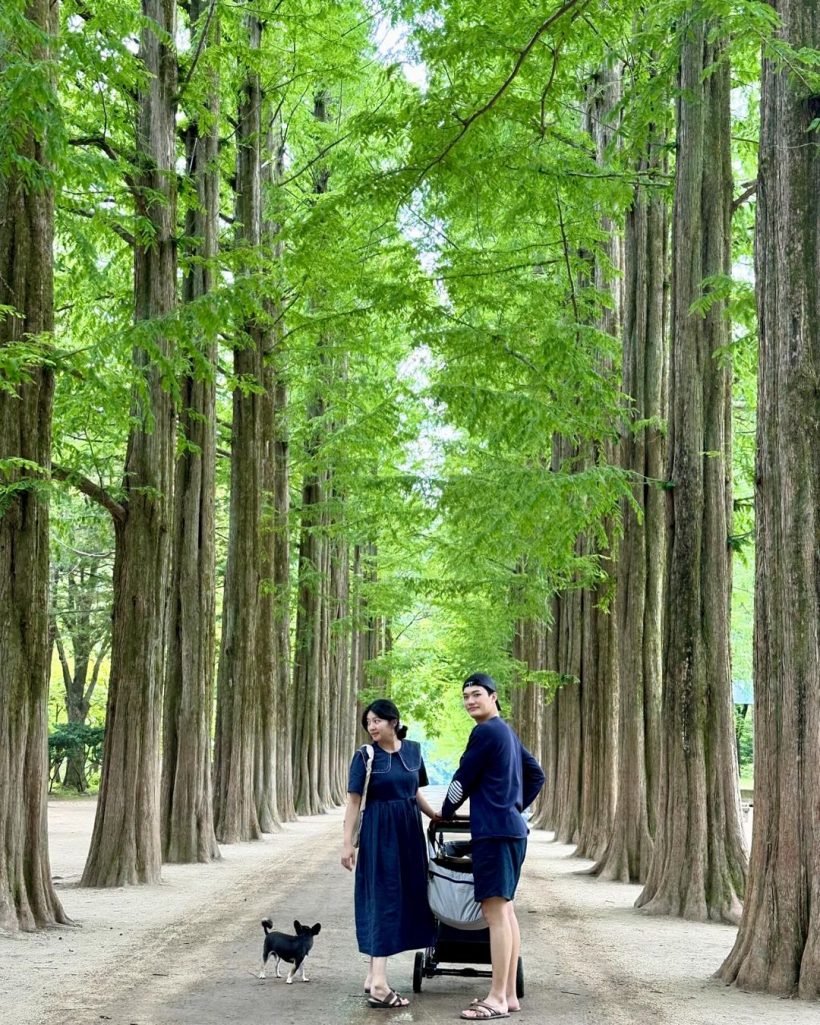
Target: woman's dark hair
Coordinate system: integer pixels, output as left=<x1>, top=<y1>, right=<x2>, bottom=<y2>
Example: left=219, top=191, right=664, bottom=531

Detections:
left=361, top=699, right=408, bottom=739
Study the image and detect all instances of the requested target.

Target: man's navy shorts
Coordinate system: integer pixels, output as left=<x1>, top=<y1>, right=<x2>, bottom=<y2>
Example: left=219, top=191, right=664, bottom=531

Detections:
left=472, top=837, right=527, bottom=902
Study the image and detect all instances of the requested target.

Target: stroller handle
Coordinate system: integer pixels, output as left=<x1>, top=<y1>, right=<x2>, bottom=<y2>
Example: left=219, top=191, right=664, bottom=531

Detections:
left=428, top=816, right=471, bottom=838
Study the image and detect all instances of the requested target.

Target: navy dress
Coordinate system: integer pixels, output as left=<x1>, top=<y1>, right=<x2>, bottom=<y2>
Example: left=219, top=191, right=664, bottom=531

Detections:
left=348, top=740, right=436, bottom=956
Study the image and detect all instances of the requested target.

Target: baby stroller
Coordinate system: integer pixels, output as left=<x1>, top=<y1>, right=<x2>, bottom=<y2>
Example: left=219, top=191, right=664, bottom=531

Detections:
left=413, top=818, right=524, bottom=996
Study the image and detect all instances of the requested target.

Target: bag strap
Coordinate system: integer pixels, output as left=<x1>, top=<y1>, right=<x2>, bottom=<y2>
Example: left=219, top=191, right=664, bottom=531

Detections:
left=359, top=744, right=375, bottom=816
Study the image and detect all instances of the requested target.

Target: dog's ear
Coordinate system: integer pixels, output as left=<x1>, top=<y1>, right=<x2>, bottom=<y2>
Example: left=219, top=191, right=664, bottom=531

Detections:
left=293, top=920, right=301, bottom=933
left=311, top=923, right=321, bottom=935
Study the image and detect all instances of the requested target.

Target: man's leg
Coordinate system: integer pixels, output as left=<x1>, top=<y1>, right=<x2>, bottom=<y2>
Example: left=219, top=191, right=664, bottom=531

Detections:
left=478, top=897, right=513, bottom=1012
left=505, top=902, right=521, bottom=1010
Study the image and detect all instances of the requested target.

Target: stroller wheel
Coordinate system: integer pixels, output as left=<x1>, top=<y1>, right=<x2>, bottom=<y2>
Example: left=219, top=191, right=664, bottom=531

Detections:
left=516, top=956, right=524, bottom=998
left=413, top=951, right=424, bottom=993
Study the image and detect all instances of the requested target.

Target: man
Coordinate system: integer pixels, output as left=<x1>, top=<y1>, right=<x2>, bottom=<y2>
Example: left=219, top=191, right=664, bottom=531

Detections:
left=441, top=672, right=545, bottom=1021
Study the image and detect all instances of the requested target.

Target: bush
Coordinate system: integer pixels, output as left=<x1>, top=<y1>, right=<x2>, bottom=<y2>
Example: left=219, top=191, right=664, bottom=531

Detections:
left=48, top=723, right=105, bottom=792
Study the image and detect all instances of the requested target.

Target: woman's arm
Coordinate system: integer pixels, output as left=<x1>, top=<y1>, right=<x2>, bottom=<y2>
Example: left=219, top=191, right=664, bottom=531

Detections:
left=341, top=792, right=362, bottom=871
left=416, top=790, right=440, bottom=820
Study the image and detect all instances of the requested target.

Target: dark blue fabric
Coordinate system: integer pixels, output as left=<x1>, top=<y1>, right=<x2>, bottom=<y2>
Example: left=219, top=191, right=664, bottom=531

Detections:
left=441, top=717, right=545, bottom=839
left=471, top=837, right=527, bottom=902
left=348, top=740, right=435, bottom=956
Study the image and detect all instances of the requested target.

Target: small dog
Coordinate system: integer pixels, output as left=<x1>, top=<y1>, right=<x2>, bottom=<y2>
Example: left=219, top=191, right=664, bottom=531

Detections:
left=259, top=919, right=321, bottom=983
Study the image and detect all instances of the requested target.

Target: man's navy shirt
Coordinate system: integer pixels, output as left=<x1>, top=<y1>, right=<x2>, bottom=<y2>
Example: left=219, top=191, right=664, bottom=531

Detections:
left=441, top=716, right=545, bottom=839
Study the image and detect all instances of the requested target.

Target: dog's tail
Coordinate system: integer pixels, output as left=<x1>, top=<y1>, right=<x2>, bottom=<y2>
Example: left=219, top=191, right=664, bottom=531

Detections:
left=261, top=918, right=273, bottom=933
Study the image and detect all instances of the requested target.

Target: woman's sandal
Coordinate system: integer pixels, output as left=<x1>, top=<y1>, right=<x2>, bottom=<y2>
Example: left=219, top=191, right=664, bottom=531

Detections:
left=367, top=990, right=409, bottom=1009
left=460, top=1000, right=510, bottom=1020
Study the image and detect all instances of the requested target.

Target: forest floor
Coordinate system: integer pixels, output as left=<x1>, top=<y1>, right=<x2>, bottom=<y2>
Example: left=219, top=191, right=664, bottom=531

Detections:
left=2, top=797, right=817, bottom=1025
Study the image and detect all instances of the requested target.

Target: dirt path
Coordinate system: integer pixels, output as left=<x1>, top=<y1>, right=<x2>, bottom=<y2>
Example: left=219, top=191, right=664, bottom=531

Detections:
left=2, top=799, right=816, bottom=1025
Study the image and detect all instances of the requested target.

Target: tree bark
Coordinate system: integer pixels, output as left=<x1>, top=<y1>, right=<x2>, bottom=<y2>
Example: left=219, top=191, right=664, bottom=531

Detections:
left=0, top=0, right=69, bottom=932
left=82, top=0, right=178, bottom=888
left=594, top=127, right=668, bottom=884
left=161, top=0, right=220, bottom=864
left=718, top=0, right=819, bottom=995
left=635, top=12, right=747, bottom=922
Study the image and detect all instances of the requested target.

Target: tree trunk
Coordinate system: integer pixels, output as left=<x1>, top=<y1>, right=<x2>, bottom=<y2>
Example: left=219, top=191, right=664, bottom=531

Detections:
left=53, top=614, right=90, bottom=792
left=531, top=595, right=559, bottom=830
left=575, top=62, right=622, bottom=863
left=551, top=577, right=583, bottom=845
left=82, top=0, right=177, bottom=888
left=594, top=129, right=668, bottom=884
left=293, top=464, right=330, bottom=815
left=717, top=0, right=819, bottom=995
left=213, top=11, right=275, bottom=843
left=269, top=121, right=295, bottom=825
left=511, top=614, right=545, bottom=820
left=635, top=12, right=747, bottom=922
left=0, top=0, right=69, bottom=932
left=161, top=0, right=220, bottom=864
left=292, top=91, right=337, bottom=817
left=328, top=535, right=352, bottom=806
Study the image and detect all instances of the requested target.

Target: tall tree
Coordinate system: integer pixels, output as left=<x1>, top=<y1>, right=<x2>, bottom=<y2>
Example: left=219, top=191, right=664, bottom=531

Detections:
left=292, top=91, right=335, bottom=817
left=635, top=9, right=747, bottom=921
left=161, top=0, right=220, bottom=863
left=213, top=9, right=278, bottom=841
left=718, top=0, right=820, bottom=995
left=575, top=62, right=623, bottom=863
left=0, top=0, right=69, bottom=932
left=268, top=118, right=296, bottom=824
left=594, top=112, right=669, bottom=884
left=82, top=0, right=177, bottom=887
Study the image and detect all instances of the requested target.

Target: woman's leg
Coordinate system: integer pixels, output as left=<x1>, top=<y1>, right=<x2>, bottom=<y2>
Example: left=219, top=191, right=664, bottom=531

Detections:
left=369, top=956, right=409, bottom=1006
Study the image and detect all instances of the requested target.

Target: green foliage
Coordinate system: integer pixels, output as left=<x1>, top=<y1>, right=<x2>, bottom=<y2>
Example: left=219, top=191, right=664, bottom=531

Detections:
left=47, top=722, right=105, bottom=790
left=734, top=706, right=754, bottom=776
left=30, top=0, right=768, bottom=744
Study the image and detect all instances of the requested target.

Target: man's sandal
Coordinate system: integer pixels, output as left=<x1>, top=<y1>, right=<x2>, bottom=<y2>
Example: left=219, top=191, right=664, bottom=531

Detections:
left=460, top=1000, right=509, bottom=1020
left=367, top=990, right=409, bottom=1009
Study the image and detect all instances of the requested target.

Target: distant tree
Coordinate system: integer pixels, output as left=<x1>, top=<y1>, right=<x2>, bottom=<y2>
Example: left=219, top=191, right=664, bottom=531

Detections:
left=50, top=497, right=113, bottom=791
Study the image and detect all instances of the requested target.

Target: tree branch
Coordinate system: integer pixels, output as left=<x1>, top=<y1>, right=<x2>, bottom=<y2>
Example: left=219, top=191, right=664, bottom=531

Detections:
left=85, top=639, right=110, bottom=710
left=51, top=466, right=126, bottom=524
left=415, top=0, right=587, bottom=182
left=555, top=190, right=580, bottom=328
left=176, top=0, right=218, bottom=103
left=732, top=180, right=757, bottom=213
left=276, top=132, right=352, bottom=187
left=67, top=136, right=138, bottom=195
left=63, top=205, right=136, bottom=247
left=52, top=620, right=74, bottom=694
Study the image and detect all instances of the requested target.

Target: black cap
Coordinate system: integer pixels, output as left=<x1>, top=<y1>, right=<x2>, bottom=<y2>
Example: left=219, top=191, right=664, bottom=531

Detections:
left=463, top=672, right=497, bottom=694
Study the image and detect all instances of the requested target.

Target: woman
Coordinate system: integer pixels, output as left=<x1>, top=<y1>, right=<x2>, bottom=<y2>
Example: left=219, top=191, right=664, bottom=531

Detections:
left=341, top=699, right=437, bottom=1008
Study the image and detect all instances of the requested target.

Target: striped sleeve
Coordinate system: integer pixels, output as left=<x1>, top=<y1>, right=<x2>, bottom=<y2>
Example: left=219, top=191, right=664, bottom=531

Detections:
left=441, top=728, right=486, bottom=819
